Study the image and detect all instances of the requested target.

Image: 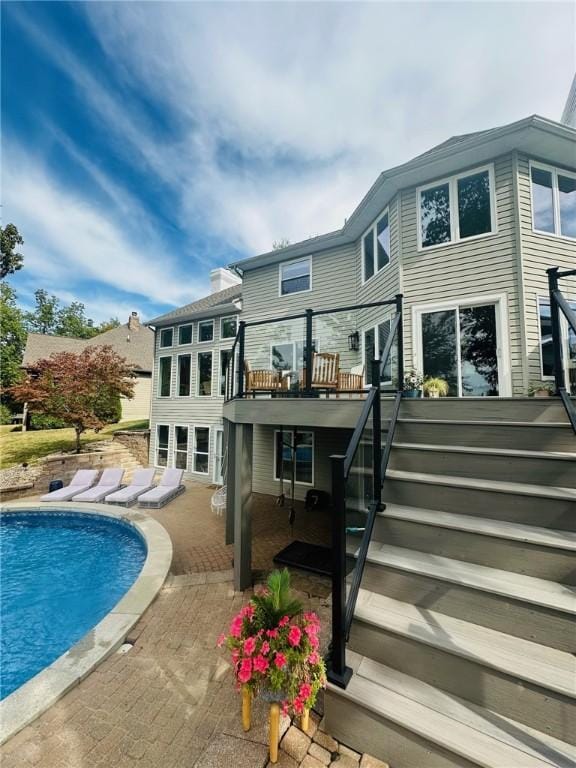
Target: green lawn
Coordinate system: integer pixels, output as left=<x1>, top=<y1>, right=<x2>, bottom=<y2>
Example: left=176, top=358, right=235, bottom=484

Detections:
left=0, top=420, right=149, bottom=469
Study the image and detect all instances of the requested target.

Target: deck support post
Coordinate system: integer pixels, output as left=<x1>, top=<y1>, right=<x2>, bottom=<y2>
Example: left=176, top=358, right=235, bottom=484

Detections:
left=232, top=422, right=253, bottom=592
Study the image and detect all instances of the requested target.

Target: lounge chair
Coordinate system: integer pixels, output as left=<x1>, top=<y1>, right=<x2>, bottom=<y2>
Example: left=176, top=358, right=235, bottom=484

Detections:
left=137, top=468, right=185, bottom=509
left=41, top=469, right=99, bottom=502
left=71, top=468, right=125, bottom=502
left=105, top=468, right=156, bottom=507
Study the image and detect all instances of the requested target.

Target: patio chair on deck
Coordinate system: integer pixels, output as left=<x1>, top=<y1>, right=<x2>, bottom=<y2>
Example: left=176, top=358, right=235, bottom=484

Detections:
left=308, top=352, right=340, bottom=395
left=244, top=360, right=288, bottom=397
left=105, top=468, right=156, bottom=507
left=337, top=364, right=365, bottom=397
left=72, top=468, right=125, bottom=502
left=138, top=468, right=185, bottom=509
left=40, top=469, right=99, bottom=501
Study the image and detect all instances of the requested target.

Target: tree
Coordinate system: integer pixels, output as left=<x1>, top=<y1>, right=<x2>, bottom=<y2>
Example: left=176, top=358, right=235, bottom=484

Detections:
left=97, top=317, right=121, bottom=334
left=56, top=301, right=96, bottom=339
left=8, top=345, right=135, bottom=452
left=1, top=223, right=24, bottom=279
left=25, top=289, right=60, bottom=334
left=0, top=283, right=26, bottom=396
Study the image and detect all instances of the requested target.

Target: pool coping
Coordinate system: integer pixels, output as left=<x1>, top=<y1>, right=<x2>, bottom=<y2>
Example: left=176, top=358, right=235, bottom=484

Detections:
left=0, top=501, right=173, bottom=745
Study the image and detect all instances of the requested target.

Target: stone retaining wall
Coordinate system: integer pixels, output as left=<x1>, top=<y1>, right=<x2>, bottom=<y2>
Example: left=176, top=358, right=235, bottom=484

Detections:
left=112, top=429, right=150, bottom=466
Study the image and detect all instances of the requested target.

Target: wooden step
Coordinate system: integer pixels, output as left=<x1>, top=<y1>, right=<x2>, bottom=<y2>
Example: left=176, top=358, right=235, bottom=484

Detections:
left=387, top=397, right=574, bottom=424
left=350, top=590, right=576, bottom=742
left=372, top=504, right=576, bottom=582
left=325, top=652, right=576, bottom=768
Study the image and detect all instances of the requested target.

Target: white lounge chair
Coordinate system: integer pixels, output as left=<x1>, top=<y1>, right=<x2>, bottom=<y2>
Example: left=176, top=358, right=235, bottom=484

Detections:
left=41, top=470, right=99, bottom=501
left=105, top=468, right=156, bottom=507
left=138, top=468, right=185, bottom=509
left=71, top=468, right=125, bottom=502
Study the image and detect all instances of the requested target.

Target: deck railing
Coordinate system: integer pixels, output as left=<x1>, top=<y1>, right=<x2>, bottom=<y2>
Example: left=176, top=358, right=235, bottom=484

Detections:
left=547, top=267, right=576, bottom=433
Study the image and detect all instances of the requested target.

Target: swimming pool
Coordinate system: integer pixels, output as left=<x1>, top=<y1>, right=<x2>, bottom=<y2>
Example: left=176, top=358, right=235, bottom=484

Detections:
left=0, top=510, right=147, bottom=700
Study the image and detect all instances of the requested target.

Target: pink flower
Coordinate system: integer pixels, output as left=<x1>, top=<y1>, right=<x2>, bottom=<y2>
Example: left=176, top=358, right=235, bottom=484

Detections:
left=304, top=611, right=319, bottom=624
left=278, top=616, right=290, bottom=627
left=217, top=633, right=226, bottom=647
left=266, top=629, right=278, bottom=639
left=243, top=636, right=257, bottom=656
left=304, top=624, right=318, bottom=638
left=232, top=649, right=240, bottom=665
left=307, top=651, right=320, bottom=665
left=299, top=682, right=312, bottom=699
left=274, top=652, right=287, bottom=669
left=287, top=625, right=302, bottom=647
left=238, top=658, right=252, bottom=684
left=261, top=641, right=270, bottom=655
left=230, top=615, right=243, bottom=638
left=293, top=696, right=304, bottom=715
left=241, top=604, right=255, bottom=620
left=308, top=633, right=319, bottom=650
left=253, top=655, right=269, bottom=674
left=281, top=700, right=289, bottom=716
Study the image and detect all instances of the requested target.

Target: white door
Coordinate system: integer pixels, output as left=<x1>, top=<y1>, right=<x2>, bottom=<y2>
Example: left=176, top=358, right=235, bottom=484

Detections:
left=214, top=428, right=224, bottom=485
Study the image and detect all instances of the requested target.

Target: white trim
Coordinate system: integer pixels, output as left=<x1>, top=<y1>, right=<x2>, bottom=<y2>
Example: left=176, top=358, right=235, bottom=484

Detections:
left=192, top=424, right=211, bottom=476
left=197, top=319, right=215, bottom=344
left=176, top=353, right=192, bottom=397
left=196, top=350, right=213, bottom=397
left=213, top=426, right=224, bottom=484
left=218, top=347, right=233, bottom=398
left=177, top=323, right=193, bottom=346
left=411, top=292, right=512, bottom=397
left=155, top=423, right=170, bottom=469
left=220, top=315, right=238, bottom=340
left=273, top=429, right=314, bottom=486
left=361, top=319, right=393, bottom=387
left=529, top=160, right=576, bottom=241
left=416, top=164, right=497, bottom=251
left=159, top=327, right=174, bottom=349
left=173, top=424, right=190, bottom=472
left=278, top=255, right=312, bottom=297
left=361, top=207, right=392, bottom=285
left=157, top=355, right=173, bottom=398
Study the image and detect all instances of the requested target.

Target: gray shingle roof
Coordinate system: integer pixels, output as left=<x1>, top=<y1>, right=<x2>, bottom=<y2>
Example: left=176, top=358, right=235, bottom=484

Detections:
left=23, top=317, right=154, bottom=372
left=146, top=285, right=242, bottom=327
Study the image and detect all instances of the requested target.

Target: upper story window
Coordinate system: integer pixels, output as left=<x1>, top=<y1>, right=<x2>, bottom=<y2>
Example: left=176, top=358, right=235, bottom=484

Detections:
left=158, top=357, right=172, bottom=397
left=159, top=328, right=173, bottom=348
left=197, top=351, right=213, bottom=396
left=198, top=320, right=214, bottom=343
left=178, top=324, right=192, bottom=345
left=279, top=257, right=311, bottom=296
left=531, top=162, right=576, bottom=239
left=362, top=210, right=390, bottom=282
left=221, top=316, right=238, bottom=339
left=418, top=165, right=495, bottom=250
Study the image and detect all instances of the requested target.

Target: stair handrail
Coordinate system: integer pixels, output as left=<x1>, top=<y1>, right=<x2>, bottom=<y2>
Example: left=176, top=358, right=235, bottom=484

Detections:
left=328, top=298, right=403, bottom=688
left=547, top=267, right=576, bottom=434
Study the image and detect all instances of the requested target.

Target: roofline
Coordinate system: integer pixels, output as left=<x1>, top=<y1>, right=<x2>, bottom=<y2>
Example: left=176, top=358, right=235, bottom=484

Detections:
left=146, top=301, right=241, bottom=328
left=230, top=114, right=576, bottom=272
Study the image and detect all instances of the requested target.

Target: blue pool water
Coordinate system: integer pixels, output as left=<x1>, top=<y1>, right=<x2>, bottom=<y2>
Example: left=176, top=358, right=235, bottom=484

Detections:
left=0, top=511, right=146, bottom=700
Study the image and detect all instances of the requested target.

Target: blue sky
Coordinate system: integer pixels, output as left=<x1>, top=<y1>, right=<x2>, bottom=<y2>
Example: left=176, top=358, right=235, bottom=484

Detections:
left=2, top=1, right=574, bottom=323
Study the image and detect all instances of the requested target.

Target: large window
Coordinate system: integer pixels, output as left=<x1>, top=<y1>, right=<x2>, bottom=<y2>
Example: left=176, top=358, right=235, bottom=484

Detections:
left=274, top=430, right=314, bottom=485
left=160, top=328, right=173, bottom=348
left=362, top=211, right=390, bottom=282
left=279, top=257, right=311, bottom=296
left=158, top=357, right=172, bottom=397
left=197, top=351, right=213, bottom=396
left=198, top=320, right=214, bottom=343
left=538, top=297, right=576, bottom=379
left=364, top=320, right=392, bottom=385
left=418, top=166, right=495, bottom=249
left=156, top=425, right=169, bottom=467
left=221, top=316, right=238, bottom=339
left=178, top=324, right=192, bottom=345
left=174, top=426, right=189, bottom=470
left=531, top=163, right=576, bottom=239
left=177, top=354, right=191, bottom=396
left=271, top=340, right=317, bottom=387
left=193, top=427, right=210, bottom=474
left=220, top=349, right=232, bottom=396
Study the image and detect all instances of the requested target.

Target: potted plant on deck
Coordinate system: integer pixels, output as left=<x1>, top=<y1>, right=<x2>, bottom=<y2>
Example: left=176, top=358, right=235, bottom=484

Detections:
left=218, top=569, right=326, bottom=763
left=403, top=369, right=424, bottom=398
left=423, top=377, right=449, bottom=398
left=529, top=380, right=555, bottom=398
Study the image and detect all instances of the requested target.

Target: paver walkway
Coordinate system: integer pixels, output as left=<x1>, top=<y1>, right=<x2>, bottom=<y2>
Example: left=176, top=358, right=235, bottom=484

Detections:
left=1, top=482, right=386, bottom=767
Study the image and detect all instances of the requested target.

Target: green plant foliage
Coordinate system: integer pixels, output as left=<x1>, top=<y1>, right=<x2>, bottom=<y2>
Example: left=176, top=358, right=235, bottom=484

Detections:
left=252, top=569, right=303, bottom=630
left=30, top=413, right=68, bottom=430
left=0, top=403, right=13, bottom=425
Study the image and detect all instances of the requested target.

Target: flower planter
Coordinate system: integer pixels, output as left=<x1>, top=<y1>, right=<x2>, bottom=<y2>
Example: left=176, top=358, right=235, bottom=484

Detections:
left=403, top=389, right=422, bottom=398
left=534, top=390, right=552, bottom=398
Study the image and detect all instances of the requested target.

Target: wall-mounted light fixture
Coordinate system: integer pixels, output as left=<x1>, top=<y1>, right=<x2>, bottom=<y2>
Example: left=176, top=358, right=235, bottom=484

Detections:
left=348, top=331, right=360, bottom=352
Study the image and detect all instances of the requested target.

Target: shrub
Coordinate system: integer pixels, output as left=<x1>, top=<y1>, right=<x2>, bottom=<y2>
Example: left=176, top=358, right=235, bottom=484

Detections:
left=30, top=413, right=68, bottom=430
left=0, top=402, right=13, bottom=425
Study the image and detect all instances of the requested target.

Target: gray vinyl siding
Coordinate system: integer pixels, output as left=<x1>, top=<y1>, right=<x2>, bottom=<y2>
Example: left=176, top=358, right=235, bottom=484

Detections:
left=251, top=425, right=351, bottom=500
left=401, top=153, right=525, bottom=395
left=149, top=316, right=237, bottom=482
left=516, top=153, right=576, bottom=385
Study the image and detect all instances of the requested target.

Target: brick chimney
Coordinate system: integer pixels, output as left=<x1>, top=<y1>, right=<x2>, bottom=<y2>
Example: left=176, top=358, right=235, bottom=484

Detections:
left=128, top=311, right=140, bottom=331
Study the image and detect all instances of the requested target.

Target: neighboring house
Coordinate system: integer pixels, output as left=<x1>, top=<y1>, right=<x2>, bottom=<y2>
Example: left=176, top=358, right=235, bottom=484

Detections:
left=22, top=312, right=154, bottom=422
left=146, top=268, right=242, bottom=483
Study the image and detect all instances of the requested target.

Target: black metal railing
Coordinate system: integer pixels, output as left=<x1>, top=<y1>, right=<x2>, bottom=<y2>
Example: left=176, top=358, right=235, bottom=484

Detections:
left=223, top=295, right=403, bottom=401
left=547, top=267, right=576, bottom=433
left=327, top=306, right=403, bottom=688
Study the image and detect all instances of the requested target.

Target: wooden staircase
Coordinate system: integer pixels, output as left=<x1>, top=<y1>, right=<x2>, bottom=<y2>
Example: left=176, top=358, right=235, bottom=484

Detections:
left=324, top=397, right=576, bottom=768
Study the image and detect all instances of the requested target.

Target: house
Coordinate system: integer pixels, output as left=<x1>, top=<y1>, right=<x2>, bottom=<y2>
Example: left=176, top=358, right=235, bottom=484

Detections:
left=22, top=312, right=154, bottom=422
left=145, top=268, right=241, bottom=482
left=218, top=114, right=575, bottom=766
